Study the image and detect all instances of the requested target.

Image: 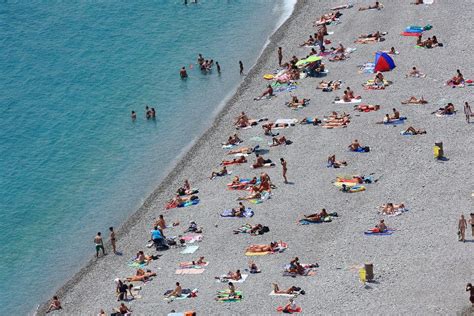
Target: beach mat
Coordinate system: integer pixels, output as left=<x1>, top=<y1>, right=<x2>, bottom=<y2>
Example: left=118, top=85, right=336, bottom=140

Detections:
left=277, top=306, right=302, bottom=313
left=175, top=269, right=205, bottom=275
left=180, top=245, right=199, bottom=254
left=269, top=291, right=297, bottom=297
left=364, top=230, right=394, bottom=236
left=334, top=99, right=362, bottom=104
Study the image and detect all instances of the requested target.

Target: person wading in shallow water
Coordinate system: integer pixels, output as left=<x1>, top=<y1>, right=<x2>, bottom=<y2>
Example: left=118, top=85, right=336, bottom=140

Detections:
left=239, top=61, right=244, bottom=75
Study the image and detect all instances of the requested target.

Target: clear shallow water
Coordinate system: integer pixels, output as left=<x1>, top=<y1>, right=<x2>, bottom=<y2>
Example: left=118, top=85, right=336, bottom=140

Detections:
left=0, top=0, right=294, bottom=313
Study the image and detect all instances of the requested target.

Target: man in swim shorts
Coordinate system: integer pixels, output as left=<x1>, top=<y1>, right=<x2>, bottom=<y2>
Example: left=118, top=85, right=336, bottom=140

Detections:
left=94, top=232, right=106, bottom=258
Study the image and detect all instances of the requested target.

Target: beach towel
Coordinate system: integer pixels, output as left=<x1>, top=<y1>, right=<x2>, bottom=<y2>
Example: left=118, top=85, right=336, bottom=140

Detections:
left=216, top=274, right=248, bottom=283
left=216, top=290, right=243, bottom=302
left=180, top=234, right=203, bottom=243
left=435, top=112, right=456, bottom=117
left=164, top=293, right=191, bottom=302
left=177, top=199, right=200, bottom=208
left=274, top=118, right=298, bottom=126
left=128, top=261, right=147, bottom=269
left=334, top=99, right=362, bottom=104
left=269, top=291, right=298, bottom=297
left=277, top=306, right=302, bottom=313
left=299, top=216, right=333, bottom=225
left=400, top=32, right=422, bottom=36
left=383, top=117, right=407, bottom=125
left=364, top=229, right=395, bottom=235
left=220, top=208, right=254, bottom=218
left=180, top=245, right=199, bottom=254
left=175, top=269, right=205, bottom=275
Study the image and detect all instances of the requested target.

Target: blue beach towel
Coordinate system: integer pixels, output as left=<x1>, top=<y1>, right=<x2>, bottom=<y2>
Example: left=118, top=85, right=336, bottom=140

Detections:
left=178, top=199, right=200, bottom=208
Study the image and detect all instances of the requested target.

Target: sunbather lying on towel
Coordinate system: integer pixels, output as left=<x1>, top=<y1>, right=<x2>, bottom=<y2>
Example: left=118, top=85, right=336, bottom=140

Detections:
left=227, top=145, right=259, bottom=155
left=359, top=2, right=382, bottom=11
left=246, top=241, right=280, bottom=253
left=272, top=284, right=303, bottom=295
left=317, top=80, right=342, bottom=91
left=299, top=117, right=321, bottom=125
left=329, top=54, right=347, bottom=62
left=327, top=155, right=347, bottom=168
left=181, top=256, right=206, bottom=267
left=252, top=154, right=274, bottom=169
left=323, top=116, right=350, bottom=127
left=254, top=84, right=274, bottom=100
left=287, top=96, right=309, bottom=109
left=380, top=203, right=406, bottom=215
left=406, top=66, right=425, bottom=78
left=211, top=166, right=230, bottom=179
left=401, top=96, right=427, bottom=104
left=327, top=111, right=350, bottom=119
left=126, top=269, right=156, bottom=282
left=222, top=156, right=247, bottom=166
left=215, top=282, right=242, bottom=301
left=355, top=104, right=380, bottom=112
left=237, top=189, right=263, bottom=201
left=215, top=269, right=242, bottom=281
left=402, top=126, right=426, bottom=135
left=301, top=209, right=329, bottom=222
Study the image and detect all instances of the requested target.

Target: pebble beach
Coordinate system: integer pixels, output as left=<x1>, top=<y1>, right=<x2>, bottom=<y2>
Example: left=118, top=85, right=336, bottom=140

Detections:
left=39, top=0, right=473, bottom=314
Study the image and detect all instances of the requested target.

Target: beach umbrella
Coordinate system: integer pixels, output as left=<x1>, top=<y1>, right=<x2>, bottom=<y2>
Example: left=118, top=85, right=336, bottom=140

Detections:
left=374, top=52, right=395, bottom=72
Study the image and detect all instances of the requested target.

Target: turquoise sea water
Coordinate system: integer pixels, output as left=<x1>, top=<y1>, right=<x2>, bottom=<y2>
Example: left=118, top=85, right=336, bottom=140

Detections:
left=0, top=0, right=294, bottom=313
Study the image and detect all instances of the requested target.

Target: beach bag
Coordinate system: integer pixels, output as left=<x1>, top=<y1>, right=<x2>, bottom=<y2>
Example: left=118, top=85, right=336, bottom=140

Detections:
left=364, top=146, right=370, bottom=152
left=457, top=230, right=462, bottom=241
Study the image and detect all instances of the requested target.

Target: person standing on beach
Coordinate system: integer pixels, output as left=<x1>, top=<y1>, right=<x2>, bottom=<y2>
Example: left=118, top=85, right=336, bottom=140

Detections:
left=278, top=47, right=283, bottom=66
left=470, top=213, right=474, bottom=237
left=280, top=158, right=288, bottom=184
left=464, top=102, right=472, bottom=123
left=94, top=232, right=106, bottom=258
left=109, top=227, right=117, bottom=254
left=239, top=61, right=244, bottom=75
left=458, top=215, right=467, bottom=242
left=216, top=61, right=221, bottom=74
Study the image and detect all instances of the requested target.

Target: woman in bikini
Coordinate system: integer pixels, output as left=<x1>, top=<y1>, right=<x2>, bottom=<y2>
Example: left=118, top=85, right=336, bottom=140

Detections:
left=246, top=241, right=278, bottom=253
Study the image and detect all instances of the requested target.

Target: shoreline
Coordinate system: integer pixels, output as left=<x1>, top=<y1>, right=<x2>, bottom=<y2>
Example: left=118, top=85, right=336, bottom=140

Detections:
left=34, top=1, right=302, bottom=314
left=38, top=0, right=474, bottom=314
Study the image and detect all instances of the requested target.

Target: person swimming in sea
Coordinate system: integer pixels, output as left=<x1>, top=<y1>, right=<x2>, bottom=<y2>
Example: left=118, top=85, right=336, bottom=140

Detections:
left=180, top=66, right=188, bottom=79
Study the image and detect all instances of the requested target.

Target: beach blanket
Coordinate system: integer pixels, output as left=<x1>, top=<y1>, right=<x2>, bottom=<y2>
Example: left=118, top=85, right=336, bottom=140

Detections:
left=175, top=269, right=205, bottom=275
left=220, top=208, right=254, bottom=218
left=277, top=306, right=302, bottom=313
left=269, top=291, right=298, bottom=297
left=435, top=111, right=456, bottom=117
left=383, top=117, right=407, bottom=125
left=400, top=32, right=422, bottom=36
left=180, top=234, right=203, bottom=243
left=274, top=118, right=298, bottom=126
left=364, top=229, right=395, bottom=235
left=216, top=274, right=248, bottom=283
left=299, top=215, right=336, bottom=225
left=245, top=241, right=287, bottom=256
left=128, top=261, right=147, bottom=269
left=334, top=99, right=362, bottom=104
left=180, top=245, right=199, bottom=254
left=216, top=291, right=243, bottom=302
